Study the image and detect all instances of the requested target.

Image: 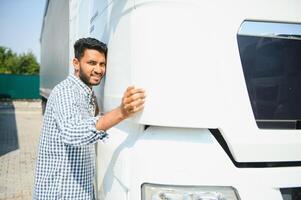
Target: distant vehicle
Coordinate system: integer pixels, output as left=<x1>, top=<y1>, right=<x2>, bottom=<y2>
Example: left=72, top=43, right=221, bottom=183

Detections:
left=40, top=0, right=301, bottom=199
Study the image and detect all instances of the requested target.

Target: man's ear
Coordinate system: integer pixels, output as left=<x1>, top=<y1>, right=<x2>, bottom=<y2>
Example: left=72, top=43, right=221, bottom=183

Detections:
left=73, top=58, right=80, bottom=71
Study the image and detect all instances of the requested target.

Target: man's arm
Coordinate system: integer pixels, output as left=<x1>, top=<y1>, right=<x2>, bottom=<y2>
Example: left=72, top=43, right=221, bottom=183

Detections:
left=53, top=86, right=107, bottom=146
left=96, top=86, right=146, bottom=131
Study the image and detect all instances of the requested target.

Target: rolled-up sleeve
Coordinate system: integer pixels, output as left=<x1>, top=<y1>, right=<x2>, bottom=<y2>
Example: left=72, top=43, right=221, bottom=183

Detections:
left=52, top=87, right=108, bottom=146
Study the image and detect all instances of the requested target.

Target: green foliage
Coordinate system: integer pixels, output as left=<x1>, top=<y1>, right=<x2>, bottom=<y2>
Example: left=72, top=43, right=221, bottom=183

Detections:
left=0, top=46, right=40, bottom=75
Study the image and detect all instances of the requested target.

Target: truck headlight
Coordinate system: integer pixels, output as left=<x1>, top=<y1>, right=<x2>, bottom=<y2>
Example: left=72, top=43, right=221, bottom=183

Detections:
left=142, top=183, right=240, bottom=200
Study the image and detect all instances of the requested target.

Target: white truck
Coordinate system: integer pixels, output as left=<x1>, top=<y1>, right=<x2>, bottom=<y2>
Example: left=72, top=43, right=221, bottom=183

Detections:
left=40, top=0, right=301, bottom=199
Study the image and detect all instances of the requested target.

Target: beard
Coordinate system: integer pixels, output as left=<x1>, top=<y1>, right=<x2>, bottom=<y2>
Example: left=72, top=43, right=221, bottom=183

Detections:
left=78, top=69, right=102, bottom=87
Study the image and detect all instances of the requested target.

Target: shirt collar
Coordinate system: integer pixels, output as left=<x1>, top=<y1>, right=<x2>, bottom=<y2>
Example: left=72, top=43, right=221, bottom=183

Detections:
left=68, top=74, right=93, bottom=97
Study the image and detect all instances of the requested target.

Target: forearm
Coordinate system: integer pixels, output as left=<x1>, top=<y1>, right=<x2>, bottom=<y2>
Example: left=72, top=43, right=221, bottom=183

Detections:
left=55, top=115, right=108, bottom=146
left=96, top=107, right=126, bottom=131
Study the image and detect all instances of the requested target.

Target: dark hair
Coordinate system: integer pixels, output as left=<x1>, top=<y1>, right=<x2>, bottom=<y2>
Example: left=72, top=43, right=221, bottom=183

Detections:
left=74, top=37, right=107, bottom=60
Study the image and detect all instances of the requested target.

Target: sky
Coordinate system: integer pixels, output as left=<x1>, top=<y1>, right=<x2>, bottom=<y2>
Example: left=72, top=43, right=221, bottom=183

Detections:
left=0, top=0, right=47, bottom=63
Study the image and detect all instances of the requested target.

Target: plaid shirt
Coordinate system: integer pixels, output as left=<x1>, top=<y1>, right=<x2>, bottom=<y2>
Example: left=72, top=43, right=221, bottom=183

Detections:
left=33, top=75, right=108, bottom=200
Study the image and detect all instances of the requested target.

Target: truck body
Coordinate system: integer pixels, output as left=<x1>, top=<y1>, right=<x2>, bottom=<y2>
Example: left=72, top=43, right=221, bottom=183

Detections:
left=40, top=0, right=301, bottom=199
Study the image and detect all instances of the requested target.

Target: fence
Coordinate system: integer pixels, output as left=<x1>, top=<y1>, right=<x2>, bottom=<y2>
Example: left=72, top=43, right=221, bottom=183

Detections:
left=0, top=74, right=40, bottom=99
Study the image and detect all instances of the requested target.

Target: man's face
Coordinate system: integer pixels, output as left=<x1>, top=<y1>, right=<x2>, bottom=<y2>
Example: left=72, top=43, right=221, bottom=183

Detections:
left=73, top=49, right=106, bottom=87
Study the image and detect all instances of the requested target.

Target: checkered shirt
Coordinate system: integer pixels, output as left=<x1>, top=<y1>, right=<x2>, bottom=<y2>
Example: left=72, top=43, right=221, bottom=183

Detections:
left=33, top=75, right=108, bottom=200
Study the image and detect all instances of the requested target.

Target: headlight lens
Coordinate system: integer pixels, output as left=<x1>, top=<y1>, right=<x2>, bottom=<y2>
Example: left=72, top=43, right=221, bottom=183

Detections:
left=142, top=183, right=240, bottom=200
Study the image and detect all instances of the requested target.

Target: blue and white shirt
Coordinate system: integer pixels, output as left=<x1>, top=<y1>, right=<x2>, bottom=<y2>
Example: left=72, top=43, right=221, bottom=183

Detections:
left=33, top=75, right=108, bottom=200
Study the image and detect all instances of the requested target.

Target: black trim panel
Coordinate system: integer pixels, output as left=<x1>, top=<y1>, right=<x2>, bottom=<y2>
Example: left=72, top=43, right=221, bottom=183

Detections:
left=209, top=129, right=301, bottom=168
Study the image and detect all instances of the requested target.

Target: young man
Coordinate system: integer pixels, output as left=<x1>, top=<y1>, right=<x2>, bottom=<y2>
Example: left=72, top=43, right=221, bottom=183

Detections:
left=33, top=38, right=145, bottom=200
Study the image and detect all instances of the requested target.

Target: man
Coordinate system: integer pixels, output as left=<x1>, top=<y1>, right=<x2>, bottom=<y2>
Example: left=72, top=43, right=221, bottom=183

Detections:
left=33, top=38, right=145, bottom=200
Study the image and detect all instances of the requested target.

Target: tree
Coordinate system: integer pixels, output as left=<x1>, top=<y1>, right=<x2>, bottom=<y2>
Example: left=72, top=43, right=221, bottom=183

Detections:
left=0, top=46, right=40, bottom=75
left=17, top=52, right=40, bottom=74
left=0, top=47, right=18, bottom=73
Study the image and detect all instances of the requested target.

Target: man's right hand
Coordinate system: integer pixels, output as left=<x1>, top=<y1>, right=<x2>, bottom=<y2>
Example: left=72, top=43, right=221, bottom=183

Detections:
left=96, top=86, right=146, bottom=131
left=120, top=86, right=146, bottom=119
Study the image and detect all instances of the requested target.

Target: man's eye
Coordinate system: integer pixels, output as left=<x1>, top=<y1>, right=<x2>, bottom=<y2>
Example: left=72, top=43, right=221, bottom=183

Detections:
left=88, top=61, right=96, bottom=65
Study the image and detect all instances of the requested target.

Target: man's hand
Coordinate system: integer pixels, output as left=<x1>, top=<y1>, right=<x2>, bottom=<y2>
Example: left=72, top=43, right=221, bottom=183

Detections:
left=96, top=86, right=146, bottom=131
left=120, top=86, right=146, bottom=119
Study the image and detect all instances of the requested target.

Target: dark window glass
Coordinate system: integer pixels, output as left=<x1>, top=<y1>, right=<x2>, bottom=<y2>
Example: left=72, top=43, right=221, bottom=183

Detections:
left=237, top=21, right=301, bottom=129
left=280, top=187, right=301, bottom=200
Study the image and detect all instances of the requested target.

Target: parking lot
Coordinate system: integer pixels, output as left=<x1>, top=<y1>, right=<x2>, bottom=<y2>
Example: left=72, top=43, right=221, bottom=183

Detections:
left=0, top=101, right=42, bottom=200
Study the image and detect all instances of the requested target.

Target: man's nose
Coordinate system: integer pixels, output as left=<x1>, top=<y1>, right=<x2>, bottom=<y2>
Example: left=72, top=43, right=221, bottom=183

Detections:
left=94, top=65, right=103, bottom=74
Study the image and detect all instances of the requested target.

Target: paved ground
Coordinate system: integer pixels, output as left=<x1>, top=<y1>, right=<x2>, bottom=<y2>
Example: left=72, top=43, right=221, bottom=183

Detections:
left=0, top=101, right=42, bottom=200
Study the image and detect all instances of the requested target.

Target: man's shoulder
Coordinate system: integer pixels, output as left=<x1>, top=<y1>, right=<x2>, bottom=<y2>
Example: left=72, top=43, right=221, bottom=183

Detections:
left=54, top=77, right=72, bottom=89
left=50, top=77, right=77, bottom=98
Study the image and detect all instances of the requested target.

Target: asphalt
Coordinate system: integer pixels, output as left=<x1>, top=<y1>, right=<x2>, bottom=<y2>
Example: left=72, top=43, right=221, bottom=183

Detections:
left=0, top=101, right=42, bottom=200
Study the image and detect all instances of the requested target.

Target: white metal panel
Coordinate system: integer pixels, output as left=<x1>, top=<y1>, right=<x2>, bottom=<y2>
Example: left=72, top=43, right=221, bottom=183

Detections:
left=40, top=0, right=69, bottom=96
left=89, top=0, right=112, bottom=111
left=97, top=126, right=301, bottom=200
left=69, top=0, right=79, bottom=74
left=77, top=0, right=92, bottom=38
left=69, top=0, right=93, bottom=74
left=90, top=0, right=111, bottom=42
left=101, top=0, right=136, bottom=113
left=131, top=2, right=220, bottom=128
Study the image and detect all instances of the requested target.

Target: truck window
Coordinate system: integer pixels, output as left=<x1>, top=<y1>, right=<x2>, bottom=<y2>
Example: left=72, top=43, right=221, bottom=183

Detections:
left=237, top=20, right=301, bottom=129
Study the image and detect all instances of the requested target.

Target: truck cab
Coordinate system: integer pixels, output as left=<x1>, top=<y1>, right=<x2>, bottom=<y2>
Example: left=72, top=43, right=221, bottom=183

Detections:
left=40, top=0, right=301, bottom=199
